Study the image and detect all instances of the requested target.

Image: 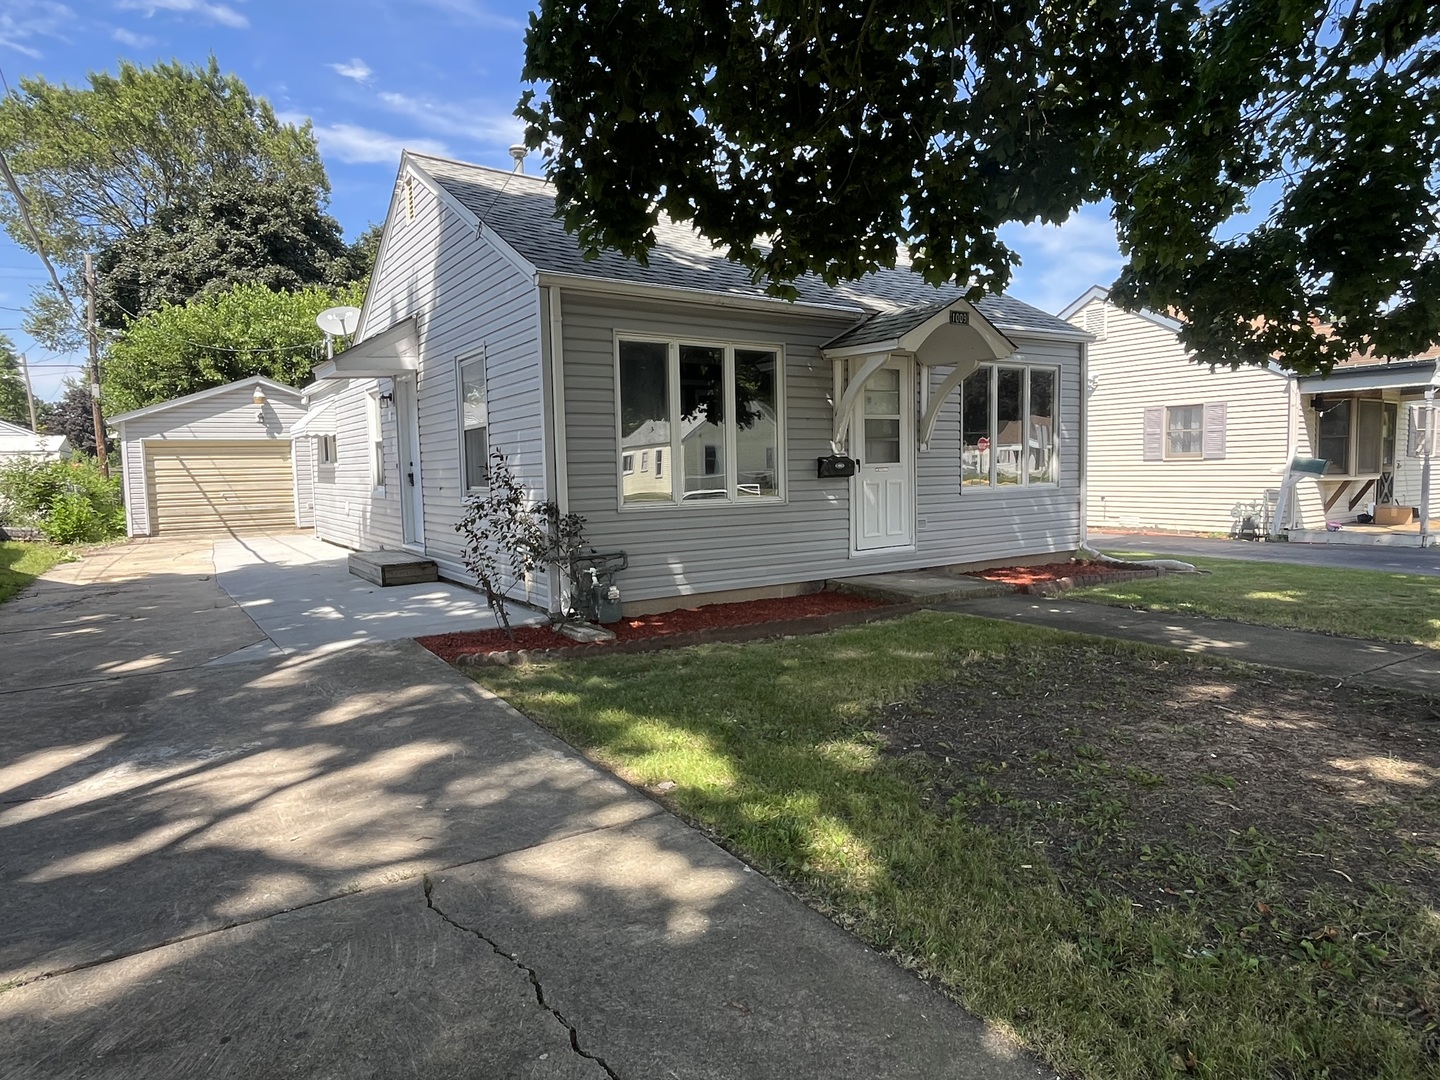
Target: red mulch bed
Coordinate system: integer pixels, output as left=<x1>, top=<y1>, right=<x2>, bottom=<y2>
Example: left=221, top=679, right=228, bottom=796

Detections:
left=967, top=560, right=1149, bottom=588
left=417, top=590, right=888, bottom=663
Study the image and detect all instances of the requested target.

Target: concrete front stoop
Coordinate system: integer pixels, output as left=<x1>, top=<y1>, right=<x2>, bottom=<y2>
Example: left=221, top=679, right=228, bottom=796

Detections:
left=348, top=549, right=440, bottom=587
left=828, top=569, right=1017, bottom=605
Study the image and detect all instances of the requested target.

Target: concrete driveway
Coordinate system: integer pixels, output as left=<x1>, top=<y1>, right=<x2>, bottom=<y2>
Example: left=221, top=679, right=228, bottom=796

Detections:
left=1089, top=530, right=1440, bottom=575
left=0, top=536, right=1049, bottom=1080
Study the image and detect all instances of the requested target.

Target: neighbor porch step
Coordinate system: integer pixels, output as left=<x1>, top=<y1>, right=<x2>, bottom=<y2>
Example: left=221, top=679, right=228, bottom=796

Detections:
left=826, top=570, right=1015, bottom=605
left=348, top=550, right=439, bottom=587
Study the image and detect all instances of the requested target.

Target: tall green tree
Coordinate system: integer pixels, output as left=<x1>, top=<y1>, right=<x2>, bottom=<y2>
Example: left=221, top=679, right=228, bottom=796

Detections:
left=95, top=178, right=356, bottom=329
left=42, top=381, right=109, bottom=456
left=0, top=57, right=326, bottom=268
left=0, top=337, right=32, bottom=428
left=521, top=0, right=1439, bottom=374
left=102, top=280, right=365, bottom=415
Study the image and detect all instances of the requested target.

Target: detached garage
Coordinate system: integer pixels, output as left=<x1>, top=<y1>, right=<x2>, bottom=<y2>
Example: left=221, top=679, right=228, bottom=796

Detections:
left=112, top=377, right=311, bottom=537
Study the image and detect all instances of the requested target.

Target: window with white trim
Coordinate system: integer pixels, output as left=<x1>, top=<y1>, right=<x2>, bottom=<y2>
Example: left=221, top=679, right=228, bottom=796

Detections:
left=318, top=434, right=338, bottom=466
left=960, top=364, right=1057, bottom=487
left=459, top=352, right=488, bottom=489
left=367, top=391, right=385, bottom=490
left=617, top=337, right=782, bottom=504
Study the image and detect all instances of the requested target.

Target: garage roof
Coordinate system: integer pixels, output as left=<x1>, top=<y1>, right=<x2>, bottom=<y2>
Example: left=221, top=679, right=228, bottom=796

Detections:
left=109, top=377, right=302, bottom=425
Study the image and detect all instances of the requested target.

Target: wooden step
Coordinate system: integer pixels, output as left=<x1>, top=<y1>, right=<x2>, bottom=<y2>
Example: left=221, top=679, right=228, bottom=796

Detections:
left=348, top=550, right=439, bottom=587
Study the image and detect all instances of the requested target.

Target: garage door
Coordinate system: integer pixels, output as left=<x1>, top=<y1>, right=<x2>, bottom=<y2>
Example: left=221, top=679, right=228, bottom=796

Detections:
left=147, top=441, right=295, bottom=535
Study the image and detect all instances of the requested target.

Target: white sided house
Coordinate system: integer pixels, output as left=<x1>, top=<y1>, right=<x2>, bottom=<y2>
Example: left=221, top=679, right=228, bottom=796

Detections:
left=1063, top=286, right=1439, bottom=537
left=0, top=418, right=68, bottom=460
left=111, top=377, right=311, bottom=537
left=303, top=152, right=1092, bottom=614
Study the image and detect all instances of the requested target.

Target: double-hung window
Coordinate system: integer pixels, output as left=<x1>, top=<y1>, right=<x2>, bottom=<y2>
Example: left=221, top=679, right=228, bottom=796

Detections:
left=1166, top=405, right=1204, bottom=458
left=617, top=338, right=783, bottom=505
left=459, top=352, right=488, bottom=490
left=960, top=364, right=1058, bottom=487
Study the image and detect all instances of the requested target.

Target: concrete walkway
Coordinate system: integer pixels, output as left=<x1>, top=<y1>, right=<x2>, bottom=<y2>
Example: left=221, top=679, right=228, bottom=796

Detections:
left=211, top=531, right=542, bottom=662
left=945, top=595, right=1440, bottom=694
left=0, top=538, right=1052, bottom=1080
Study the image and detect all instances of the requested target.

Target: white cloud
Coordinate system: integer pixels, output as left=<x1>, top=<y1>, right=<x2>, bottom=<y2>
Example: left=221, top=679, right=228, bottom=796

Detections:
left=111, top=26, right=156, bottom=47
left=999, top=206, right=1122, bottom=316
left=116, top=0, right=248, bottom=29
left=0, top=1, right=75, bottom=58
left=278, top=113, right=449, bottom=165
left=413, top=0, right=523, bottom=31
left=377, top=90, right=523, bottom=147
left=329, top=58, right=373, bottom=84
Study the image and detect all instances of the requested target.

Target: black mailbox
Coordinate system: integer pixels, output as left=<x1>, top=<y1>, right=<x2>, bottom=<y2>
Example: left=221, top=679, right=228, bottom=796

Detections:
left=817, top=454, right=857, bottom=478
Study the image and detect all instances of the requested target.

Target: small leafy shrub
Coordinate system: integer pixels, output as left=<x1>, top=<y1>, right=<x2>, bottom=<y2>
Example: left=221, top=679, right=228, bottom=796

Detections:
left=455, top=447, right=587, bottom=635
left=0, top=454, right=125, bottom=544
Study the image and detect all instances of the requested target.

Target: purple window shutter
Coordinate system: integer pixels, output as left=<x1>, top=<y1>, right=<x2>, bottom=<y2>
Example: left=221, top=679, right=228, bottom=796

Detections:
left=1203, top=402, right=1227, bottom=460
left=1143, top=407, right=1163, bottom=461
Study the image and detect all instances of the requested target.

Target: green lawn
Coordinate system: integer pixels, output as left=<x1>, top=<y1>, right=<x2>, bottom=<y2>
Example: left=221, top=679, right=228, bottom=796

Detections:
left=1073, top=553, right=1440, bottom=647
left=475, top=613, right=1440, bottom=1080
left=0, top=540, right=67, bottom=604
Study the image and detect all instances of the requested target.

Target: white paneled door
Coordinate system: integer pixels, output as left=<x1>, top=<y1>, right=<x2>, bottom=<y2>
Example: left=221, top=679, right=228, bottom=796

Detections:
left=853, top=359, right=914, bottom=551
left=394, top=374, right=425, bottom=548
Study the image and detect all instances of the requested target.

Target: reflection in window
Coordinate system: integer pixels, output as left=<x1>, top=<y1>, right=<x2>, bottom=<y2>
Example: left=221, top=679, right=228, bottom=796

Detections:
left=619, top=340, right=671, bottom=503
left=959, top=364, right=1059, bottom=488
left=863, top=367, right=902, bottom=464
left=1357, top=399, right=1383, bottom=474
left=1166, top=405, right=1203, bottom=458
left=680, top=344, right=727, bottom=499
left=996, top=368, right=1022, bottom=485
left=1028, top=369, right=1055, bottom=483
left=1318, top=399, right=1350, bottom=475
left=618, top=338, right=783, bottom=504
left=961, top=367, right=990, bottom=486
left=460, top=354, right=487, bottom=489
left=735, top=349, right=778, bottom=496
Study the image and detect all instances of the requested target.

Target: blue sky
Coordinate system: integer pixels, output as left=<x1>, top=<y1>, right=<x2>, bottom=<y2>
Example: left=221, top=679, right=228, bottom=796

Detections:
left=0, top=0, right=1123, bottom=402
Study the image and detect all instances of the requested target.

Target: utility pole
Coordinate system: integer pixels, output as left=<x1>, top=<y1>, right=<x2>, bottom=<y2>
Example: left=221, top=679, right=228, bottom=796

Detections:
left=84, top=252, right=107, bottom=476
left=18, top=351, right=37, bottom=432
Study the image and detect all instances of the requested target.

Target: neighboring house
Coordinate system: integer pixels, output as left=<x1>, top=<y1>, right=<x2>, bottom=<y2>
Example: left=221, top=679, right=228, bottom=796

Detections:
left=1062, top=286, right=1439, bottom=535
left=302, top=152, right=1091, bottom=614
left=110, top=377, right=310, bottom=537
left=0, top=418, right=68, bottom=460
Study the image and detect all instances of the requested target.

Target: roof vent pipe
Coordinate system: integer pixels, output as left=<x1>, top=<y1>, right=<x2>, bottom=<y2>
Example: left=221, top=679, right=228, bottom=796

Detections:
left=508, top=144, right=526, bottom=173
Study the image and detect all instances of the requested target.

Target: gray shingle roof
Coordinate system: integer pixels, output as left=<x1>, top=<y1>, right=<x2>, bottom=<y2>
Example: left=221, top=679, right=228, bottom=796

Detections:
left=414, top=154, right=1078, bottom=338
left=823, top=298, right=956, bottom=350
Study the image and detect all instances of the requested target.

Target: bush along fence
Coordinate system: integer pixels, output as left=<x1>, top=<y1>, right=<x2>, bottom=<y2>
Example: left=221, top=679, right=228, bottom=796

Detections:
left=0, top=454, right=126, bottom=544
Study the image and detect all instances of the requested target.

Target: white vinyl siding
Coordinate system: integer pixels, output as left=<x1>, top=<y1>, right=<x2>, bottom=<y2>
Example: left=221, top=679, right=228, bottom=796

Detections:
left=561, top=289, right=1084, bottom=605
left=1073, top=299, right=1318, bottom=533
left=315, top=164, right=548, bottom=605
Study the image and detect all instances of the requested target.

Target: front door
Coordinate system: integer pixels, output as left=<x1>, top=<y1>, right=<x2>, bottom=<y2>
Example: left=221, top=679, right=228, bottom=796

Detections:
left=394, top=374, right=425, bottom=547
left=853, top=359, right=914, bottom=551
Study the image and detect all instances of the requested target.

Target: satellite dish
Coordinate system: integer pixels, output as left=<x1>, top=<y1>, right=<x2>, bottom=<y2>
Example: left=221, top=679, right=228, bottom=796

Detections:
left=316, top=306, right=362, bottom=338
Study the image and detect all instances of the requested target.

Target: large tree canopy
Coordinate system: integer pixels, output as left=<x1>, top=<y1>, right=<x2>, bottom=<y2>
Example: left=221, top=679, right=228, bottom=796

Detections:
left=0, top=57, right=326, bottom=268
left=521, top=0, right=1439, bottom=374
left=95, top=179, right=369, bottom=329
left=102, top=280, right=365, bottom=415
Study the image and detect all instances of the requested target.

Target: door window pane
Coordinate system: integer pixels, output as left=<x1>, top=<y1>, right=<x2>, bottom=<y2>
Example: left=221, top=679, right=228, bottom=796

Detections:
left=1318, top=399, right=1350, bottom=475
left=735, top=349, right=779, bottom=497
left=680, top=344, right=727, bottom=499
left=1357, top=399, right=1383, bottom=474
left=1028, top=368, right=1056, bottom=483
left=865, top=418, right=902, bottom=464
left=961, top=366, right=991, bottom=485
left=619, top=340, right=672, bottom=503
left=1383, top=403, right=1397, bottom=469
left=996, top=367, right=1022, bottom=485
left=863, top=367, right=901, bottom=414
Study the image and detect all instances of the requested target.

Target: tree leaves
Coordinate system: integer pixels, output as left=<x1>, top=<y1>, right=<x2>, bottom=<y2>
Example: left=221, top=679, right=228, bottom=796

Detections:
left=522, top=0, right=1440, bottom=374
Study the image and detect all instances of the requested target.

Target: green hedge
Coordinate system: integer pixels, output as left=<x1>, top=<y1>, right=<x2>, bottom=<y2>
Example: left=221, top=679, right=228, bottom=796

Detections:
left=0, top=454, right=125, bottom=544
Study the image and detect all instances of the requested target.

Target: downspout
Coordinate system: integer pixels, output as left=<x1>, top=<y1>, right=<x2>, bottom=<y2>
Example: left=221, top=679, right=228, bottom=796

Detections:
left=1078, top=342, right=1089, bottom=548
left=546, top=285, right=572, bottom=611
